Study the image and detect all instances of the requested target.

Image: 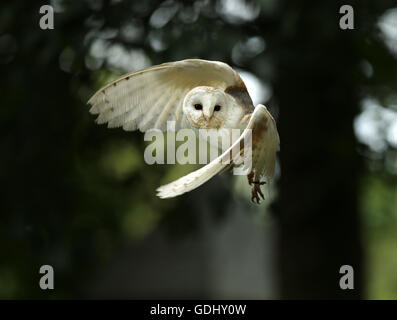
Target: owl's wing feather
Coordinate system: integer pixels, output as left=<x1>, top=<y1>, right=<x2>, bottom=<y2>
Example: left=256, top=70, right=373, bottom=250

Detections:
left=157, top=104, right=278, bottom=198
left=249, top=105, right=280, bottom=182
left=88, top=59, right=247, bottom=132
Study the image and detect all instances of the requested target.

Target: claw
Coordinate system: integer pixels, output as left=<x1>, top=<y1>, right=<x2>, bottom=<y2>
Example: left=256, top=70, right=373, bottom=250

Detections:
left=251, top=188, right=260, bottom=203
left=248, top=173, right=266, bottom=203
left=250, top=180, right=265, bottom=204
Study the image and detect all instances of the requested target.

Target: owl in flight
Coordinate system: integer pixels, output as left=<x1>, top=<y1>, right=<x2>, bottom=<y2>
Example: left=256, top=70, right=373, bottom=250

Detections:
left=88, top=59, right=280, bottom=203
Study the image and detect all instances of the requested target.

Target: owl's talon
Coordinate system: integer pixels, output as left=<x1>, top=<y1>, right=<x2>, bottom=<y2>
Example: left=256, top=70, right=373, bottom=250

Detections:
left=248, top=173, right=266, bottom=203
left=251, top=183, right=265, bottom=204
left=247, top=172, right=266, bottom=186
left=251, top=190, right=260, bottom=204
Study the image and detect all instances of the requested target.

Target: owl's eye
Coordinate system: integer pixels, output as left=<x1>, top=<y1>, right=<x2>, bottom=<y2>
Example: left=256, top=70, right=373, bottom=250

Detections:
left=194, top=104, right=202, bottom=110
left=214, top=105, right=221, bottom=111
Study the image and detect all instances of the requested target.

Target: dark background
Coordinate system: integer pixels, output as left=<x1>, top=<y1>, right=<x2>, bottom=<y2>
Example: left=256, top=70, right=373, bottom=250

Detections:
left=1, top=0, right=397, bottom=299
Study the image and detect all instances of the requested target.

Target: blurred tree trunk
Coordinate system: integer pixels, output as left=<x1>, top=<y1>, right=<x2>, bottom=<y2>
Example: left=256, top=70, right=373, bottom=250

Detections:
left=271, top=2, right=364, bottom=299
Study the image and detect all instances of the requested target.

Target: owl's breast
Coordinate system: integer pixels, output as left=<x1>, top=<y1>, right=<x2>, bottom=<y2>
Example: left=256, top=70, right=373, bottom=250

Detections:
left=197, top=127, right=241, bottom=153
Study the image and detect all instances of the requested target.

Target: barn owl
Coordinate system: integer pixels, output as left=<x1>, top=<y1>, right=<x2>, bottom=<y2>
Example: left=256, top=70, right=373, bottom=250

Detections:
left=88, top=59, right=280, bottom=203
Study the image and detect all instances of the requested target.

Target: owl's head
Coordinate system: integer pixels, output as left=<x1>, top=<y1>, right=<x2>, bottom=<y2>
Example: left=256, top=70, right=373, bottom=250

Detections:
left=183, top=86, right=244, bottom=129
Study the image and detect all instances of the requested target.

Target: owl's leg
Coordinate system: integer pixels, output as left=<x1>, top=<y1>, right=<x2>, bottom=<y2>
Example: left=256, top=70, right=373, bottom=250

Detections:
left=248, top=172, right=254, bottom=185
left=248, top=173, right=266, bottom=204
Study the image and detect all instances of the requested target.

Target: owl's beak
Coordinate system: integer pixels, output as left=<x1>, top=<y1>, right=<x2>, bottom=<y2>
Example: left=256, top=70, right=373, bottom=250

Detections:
left=202, top=110, right=212, bottom=121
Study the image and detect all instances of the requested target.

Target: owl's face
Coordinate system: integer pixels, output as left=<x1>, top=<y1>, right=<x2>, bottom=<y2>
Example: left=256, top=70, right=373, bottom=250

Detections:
left=183, top=86, right=244, bottom=129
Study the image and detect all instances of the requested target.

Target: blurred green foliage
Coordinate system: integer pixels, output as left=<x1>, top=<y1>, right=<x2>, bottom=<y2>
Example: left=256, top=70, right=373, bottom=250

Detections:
left=361, top=171, right=397, bottom=299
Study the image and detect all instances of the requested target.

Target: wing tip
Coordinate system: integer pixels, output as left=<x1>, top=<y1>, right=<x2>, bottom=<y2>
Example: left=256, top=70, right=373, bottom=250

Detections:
left=88, top=104, right=98, bottom=114
left=156, top=185, right=178, bottom=199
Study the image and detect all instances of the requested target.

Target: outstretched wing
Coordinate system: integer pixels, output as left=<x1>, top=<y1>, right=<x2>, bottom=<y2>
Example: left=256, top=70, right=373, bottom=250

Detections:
left=88, top=59, right=250, bottom=132
left=157, top=104, right=279, bottom=199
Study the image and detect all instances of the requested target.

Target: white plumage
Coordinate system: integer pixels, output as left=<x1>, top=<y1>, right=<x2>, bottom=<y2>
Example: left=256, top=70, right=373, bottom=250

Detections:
left=88, top=59, right=280, bottom=203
